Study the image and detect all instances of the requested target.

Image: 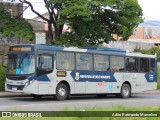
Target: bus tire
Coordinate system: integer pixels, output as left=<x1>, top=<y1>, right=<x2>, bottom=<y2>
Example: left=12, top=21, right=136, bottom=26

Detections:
left=120, top=84, right=131, bottom=98
left=31, top=94, right=42, bottom=99
left=55, top=83, right=68, bottom=101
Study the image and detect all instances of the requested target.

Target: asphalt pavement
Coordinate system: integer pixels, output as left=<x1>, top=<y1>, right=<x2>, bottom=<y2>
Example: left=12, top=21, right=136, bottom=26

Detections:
left=0, top=90, right=160, bottom=98
left=0, top=91, right=160, bottom=111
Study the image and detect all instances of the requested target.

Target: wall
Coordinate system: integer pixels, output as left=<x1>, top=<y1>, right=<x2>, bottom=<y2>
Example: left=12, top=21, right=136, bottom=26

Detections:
left=107, top=41, right=154, bottom=52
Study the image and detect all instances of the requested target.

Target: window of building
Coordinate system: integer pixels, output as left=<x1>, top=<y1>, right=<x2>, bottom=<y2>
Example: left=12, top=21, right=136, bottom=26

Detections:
left=140, top=58, right=149, bottom=72
left=76, top=53, right=92, bottom=70
left=94, top=55, right=109, bottom=71
left=57, top=52, right=74, bottom=70
left=126, top=57, right=138, bottom=72
left=110, top=56, right=125, bottom=72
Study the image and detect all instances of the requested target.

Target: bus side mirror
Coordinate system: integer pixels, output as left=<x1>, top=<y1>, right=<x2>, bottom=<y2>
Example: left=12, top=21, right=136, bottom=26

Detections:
left=2, top=54, right=8, bottom=68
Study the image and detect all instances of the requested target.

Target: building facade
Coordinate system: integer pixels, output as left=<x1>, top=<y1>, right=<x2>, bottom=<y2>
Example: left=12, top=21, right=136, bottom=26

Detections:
left=129, top=20, right=160, bottom=45
left=0, top=0, right=23, bottom=17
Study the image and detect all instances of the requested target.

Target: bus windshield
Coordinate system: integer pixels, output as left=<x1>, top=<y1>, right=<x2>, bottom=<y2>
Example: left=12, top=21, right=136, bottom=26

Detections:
left=7, top=54, right=35, bottom=75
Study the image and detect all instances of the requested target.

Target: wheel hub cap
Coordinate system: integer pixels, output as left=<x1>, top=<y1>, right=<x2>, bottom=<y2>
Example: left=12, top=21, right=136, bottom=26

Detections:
left=123, top=87, right=129, bottom=96
left=58, top=88, right=66, bottom=97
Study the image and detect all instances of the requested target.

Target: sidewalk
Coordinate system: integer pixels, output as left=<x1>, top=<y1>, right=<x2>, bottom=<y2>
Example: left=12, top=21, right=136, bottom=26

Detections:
left=0, top=90, right=160, bottom=98
left=138, top=90, right=160, bottom=94
left=0, top=92, right=29, bottom=98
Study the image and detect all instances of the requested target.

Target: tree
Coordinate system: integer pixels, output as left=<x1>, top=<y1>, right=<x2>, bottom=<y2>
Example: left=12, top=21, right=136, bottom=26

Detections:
left=57, top=0, right=143, bottom=45
left=100, top=0, right=143, bottom=40
left=2, top=18, right=35, bottom=43
left=19, top=0, right=62, bottom=44
left=0, top=4, right=11, bottom=31
left=0, top=3, right=35, bottom=43
left=19, top=0, right=92, bottom=44
left=19, top=0, right=143, bottom=45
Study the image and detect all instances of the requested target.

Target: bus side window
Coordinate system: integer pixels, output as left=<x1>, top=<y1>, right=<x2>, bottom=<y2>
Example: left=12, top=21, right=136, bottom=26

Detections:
left=76, top=53, right=92, bottom=71
left=150, top=59, right=155, bottom=73
left=110, top=56, right=125, bottom=72
left=56, top=52, right=74, bottom=70
left=140, top=58, right=149, bottom=72
left=94, top=55, right=109, bottom=71
left=125, top=57, right=138, bottom=72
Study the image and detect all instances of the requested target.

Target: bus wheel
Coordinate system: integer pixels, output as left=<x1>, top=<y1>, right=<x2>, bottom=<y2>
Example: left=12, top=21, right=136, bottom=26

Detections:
left=120, top=84, right=131, bottom=98
left=55, top=83, right=68, bottom=101
left=31, top=94, right=42, bottom=99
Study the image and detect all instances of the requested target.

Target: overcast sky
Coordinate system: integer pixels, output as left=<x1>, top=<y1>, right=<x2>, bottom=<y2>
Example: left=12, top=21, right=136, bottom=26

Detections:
left=138, top=0, right=160, bottom=20
left=23, top=0, right=160, bottom=21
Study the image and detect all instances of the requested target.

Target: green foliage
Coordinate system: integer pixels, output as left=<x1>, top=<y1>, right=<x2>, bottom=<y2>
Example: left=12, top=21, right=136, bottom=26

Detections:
left=0, top=3, right=35, bottom=41
left=134, top=47, right=160, bottom=61
left=2, top=18, right=35, bottom=41
left=55, top=30, right=111, bottom=47
left=158, top=67, right=160, bottom=89
left=19, top=0, right=142, bottom=45
left=0, top=63, right=6, bottom=91
left=0, top=4, right=12, bottom=30
left=55, top=0, right=143, bottom=46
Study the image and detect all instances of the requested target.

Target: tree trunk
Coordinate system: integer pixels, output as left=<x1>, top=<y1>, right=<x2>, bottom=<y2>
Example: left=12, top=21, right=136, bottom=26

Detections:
left=18, top=37, right=22, bottom=44
left=54, top=24, right=64, bottom=40
left=47, top=22, right=53, bottom=44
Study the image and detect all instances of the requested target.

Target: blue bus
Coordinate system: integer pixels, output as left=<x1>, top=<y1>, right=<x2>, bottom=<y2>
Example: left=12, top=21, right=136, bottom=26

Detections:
left=4, top=44, right=157, bottom=100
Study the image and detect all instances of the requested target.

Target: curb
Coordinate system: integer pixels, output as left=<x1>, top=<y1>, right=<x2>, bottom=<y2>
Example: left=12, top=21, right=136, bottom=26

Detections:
left=0, top=92, right=30, bottom=98
left=139, top=90, right=160, bottom=94
left=0, top=90, right=160, bottom=98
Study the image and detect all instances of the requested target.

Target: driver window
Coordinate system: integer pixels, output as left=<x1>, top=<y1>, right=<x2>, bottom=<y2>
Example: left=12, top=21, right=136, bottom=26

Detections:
left=37, top=55, right=53, bottom=76
left=39, top=55, right=53, bottom=70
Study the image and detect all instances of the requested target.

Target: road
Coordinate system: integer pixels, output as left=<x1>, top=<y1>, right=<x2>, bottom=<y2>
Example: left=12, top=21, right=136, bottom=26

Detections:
left=0, top=93, right=160, bottom=111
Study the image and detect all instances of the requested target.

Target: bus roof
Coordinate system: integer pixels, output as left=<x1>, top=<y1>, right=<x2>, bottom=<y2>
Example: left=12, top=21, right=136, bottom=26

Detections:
left=10, top=44, right=156, bottom=58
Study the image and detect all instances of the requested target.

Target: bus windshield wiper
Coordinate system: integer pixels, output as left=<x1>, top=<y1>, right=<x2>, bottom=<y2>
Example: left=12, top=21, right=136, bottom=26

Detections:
left=18, top=53, right=28, bottom=68
left=10, top=54, right=16, bottom=68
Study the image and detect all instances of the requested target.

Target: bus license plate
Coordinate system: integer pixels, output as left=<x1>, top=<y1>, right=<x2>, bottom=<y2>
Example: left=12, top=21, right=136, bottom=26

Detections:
left=12, top=87, right=17, bottom=91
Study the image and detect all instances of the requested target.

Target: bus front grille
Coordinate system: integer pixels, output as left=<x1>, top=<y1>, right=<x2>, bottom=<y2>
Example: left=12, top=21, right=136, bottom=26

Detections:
left=7, top=84, right=24, bottom=90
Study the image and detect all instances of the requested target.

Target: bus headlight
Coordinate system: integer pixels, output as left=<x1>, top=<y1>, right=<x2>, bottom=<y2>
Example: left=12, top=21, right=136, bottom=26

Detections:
left=25, top=80, right=34, bottom=86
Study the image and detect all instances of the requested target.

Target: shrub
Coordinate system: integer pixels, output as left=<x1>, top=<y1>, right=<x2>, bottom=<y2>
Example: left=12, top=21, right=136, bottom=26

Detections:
left=157, top=67, right=160, bottom=90
left=0, top=63, right=6, bottom=91
left=134, top=47, right=160, bottom=61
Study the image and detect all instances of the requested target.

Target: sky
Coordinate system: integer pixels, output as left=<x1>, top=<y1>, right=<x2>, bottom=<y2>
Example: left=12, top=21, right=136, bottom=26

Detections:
left=22, top=0, right=160, bottom=21
left=138, top=0, right=160, bottom=21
